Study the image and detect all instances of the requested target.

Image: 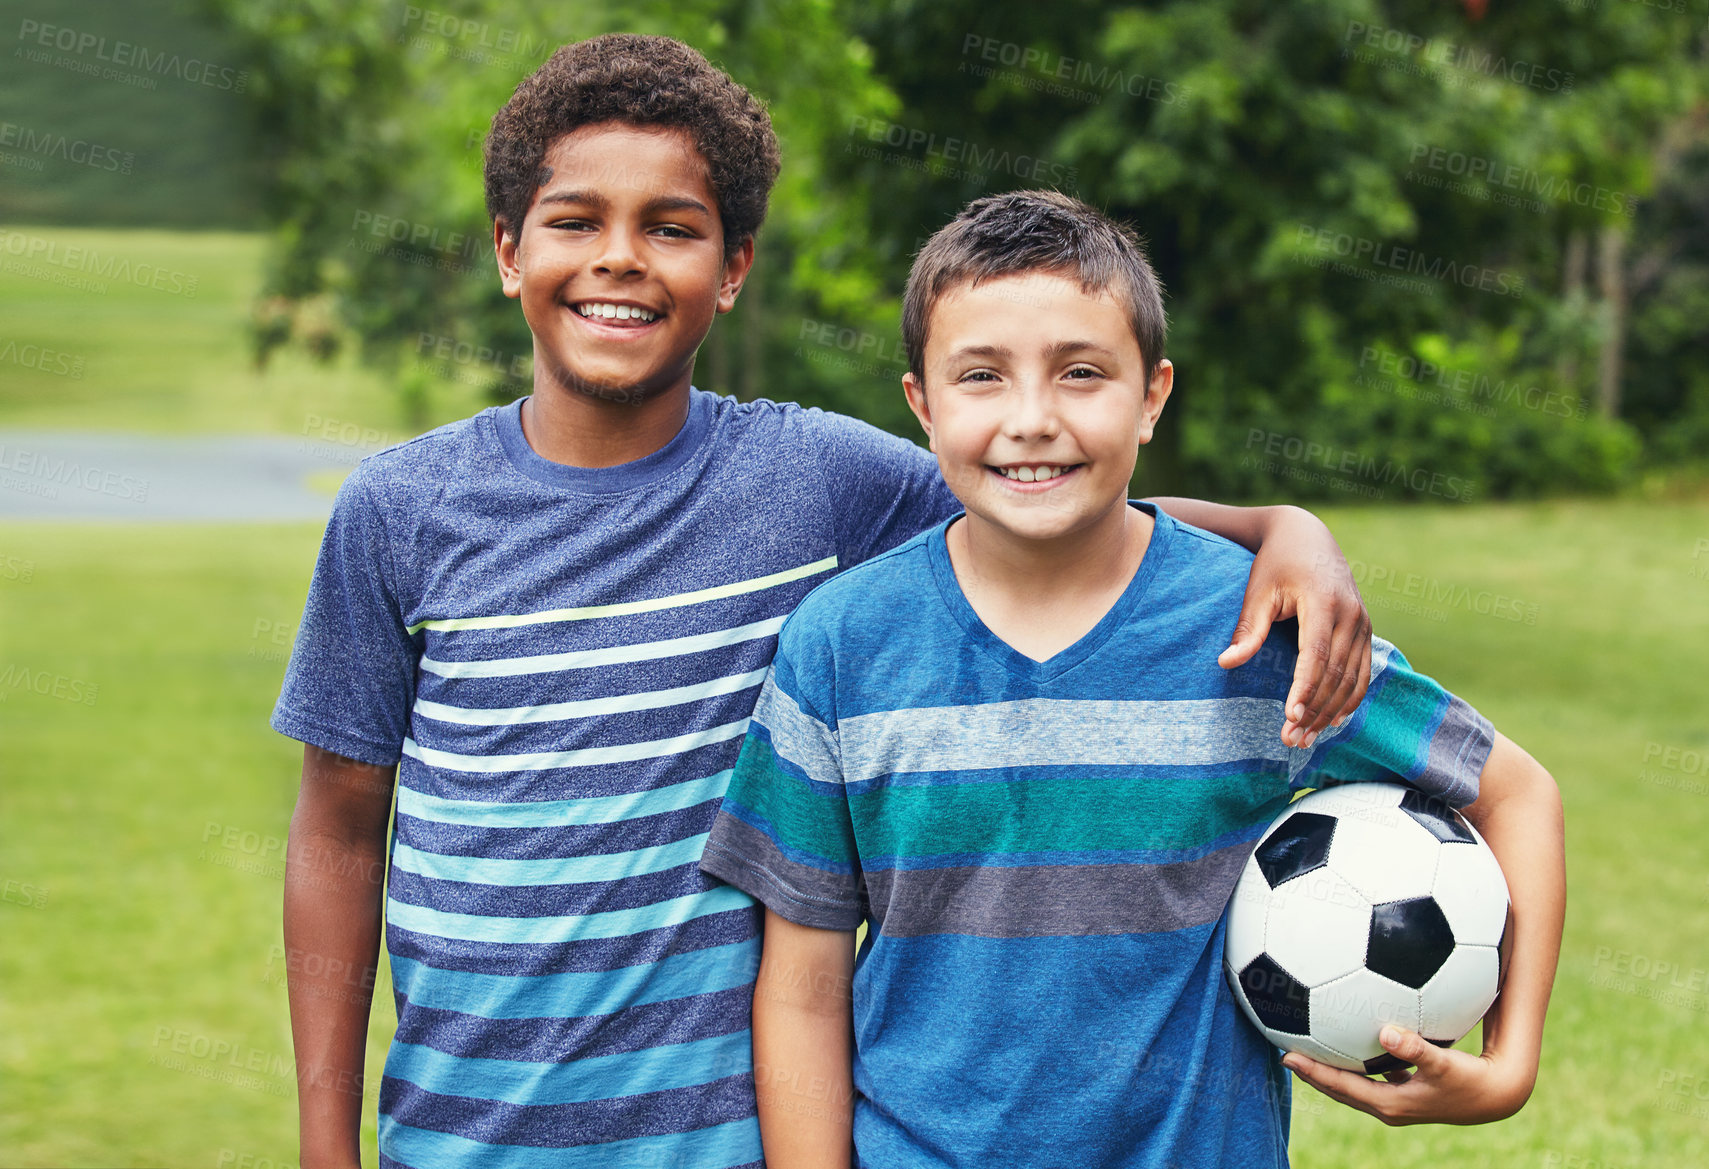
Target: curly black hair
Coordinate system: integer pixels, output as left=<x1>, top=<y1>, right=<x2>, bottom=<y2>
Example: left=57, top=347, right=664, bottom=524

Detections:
left=484, top=34, right=781, bottom=258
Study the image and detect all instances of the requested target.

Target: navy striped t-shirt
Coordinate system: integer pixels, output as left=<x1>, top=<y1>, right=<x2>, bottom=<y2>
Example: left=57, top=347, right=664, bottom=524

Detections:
left=270, top=389, right=954, bottom=1167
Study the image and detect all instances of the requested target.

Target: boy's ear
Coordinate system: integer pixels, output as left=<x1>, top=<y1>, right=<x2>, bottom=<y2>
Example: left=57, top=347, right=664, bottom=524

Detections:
left=1136, top=359, right=1174, bottom=446
left=495, top=220, right=523, bottom=299
left=716, top=236, right=756, bottom=314
left=902, top=372, right=936, bottom=452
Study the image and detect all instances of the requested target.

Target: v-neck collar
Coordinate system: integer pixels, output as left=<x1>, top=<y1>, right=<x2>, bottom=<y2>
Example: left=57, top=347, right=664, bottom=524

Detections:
left=925, top=501, right=1174, bottom=685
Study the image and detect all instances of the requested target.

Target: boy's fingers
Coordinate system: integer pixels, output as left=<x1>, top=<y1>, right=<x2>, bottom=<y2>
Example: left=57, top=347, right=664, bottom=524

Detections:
left=1289, top=596, right=1370, bottom=739
left=1217, top=595, right=1279, bottom=671
left=1280, top=1053, right=1387, bottom=1118
left=1379, top=1025, right=1452, bottom=1079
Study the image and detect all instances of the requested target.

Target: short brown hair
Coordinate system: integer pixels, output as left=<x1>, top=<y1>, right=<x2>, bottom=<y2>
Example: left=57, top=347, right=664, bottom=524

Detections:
left=902, top=190, right=1167, bottom=386
left=484, top=34, right=780, bottom=257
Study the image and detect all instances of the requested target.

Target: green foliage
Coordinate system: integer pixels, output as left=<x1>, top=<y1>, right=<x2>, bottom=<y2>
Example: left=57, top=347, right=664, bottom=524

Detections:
left=201, top=0, right=1705, bottom=496
left=0, top=0, right=265, bottom=227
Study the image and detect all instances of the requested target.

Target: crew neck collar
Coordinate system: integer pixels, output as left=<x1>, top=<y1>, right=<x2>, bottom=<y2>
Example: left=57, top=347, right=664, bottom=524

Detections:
left=493, top=389, right=714, bottom=494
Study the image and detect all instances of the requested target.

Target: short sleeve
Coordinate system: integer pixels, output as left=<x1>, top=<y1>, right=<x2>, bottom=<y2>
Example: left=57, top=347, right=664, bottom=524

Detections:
left=700, top=621, right=864, bottom=930
left=1289, top=637, right=1492, bottom=808
left=269, top=467, right=418, bottom=766
left=807, top=410, right=958, bottom=568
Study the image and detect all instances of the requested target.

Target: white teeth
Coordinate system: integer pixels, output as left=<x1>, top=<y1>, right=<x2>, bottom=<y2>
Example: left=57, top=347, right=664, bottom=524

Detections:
left=999, top=465, right=1068, bottom=482
left=576, top=302, right=657, bottom=322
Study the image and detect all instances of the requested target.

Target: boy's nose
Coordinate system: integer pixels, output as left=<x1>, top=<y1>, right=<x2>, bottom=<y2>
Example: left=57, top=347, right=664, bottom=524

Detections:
left=592, top=227, right=645, bottom=277
left=1003, top=380, right=1062, bottom=441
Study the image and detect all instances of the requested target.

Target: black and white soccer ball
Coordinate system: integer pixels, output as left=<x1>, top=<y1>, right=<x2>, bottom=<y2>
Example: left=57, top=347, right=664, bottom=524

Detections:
left=1224, top=781, right=1511, bottom=1074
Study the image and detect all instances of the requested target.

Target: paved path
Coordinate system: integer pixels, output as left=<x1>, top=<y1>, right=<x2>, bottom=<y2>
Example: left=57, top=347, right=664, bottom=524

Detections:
left=0, top=432, right=376, bottom=521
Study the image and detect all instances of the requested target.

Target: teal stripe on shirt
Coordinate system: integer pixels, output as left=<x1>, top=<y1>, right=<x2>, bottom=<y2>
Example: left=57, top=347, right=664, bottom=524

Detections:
left=384, top=1030, right=752, bottom=1106
left=395, top=770, right=731, bottom=828
left=385, top=885, right=754, bottom=944
left=388, top=942, right=756, bottom=1020
left=380, top=1114, right=763, bottom=1169
left=390, top=834, right=710, bottom=886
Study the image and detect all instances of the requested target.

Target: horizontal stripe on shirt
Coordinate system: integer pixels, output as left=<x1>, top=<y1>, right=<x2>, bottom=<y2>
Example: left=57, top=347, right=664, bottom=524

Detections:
left=379, top=1113, right=762, bottom=1169
left=391, top=834, right=710, bottom=885
left=401, top=721, right=749, bottom=773
left=407, top=554, right=837, bottom=633
left=388, top=943, right=757, bottom=1021
left=420, top=617, right=786, bottom=678
left=386, top=884, right=754, bottom=944
left=414, top=669, right=768, bottom=725
left=391, top=982, right=751, bottom=1062
left=837, top=697, right=1297, bottom=783
left=396, top=769, right=732, bottom=827
left=385, top=1029, right=752, bottom=1105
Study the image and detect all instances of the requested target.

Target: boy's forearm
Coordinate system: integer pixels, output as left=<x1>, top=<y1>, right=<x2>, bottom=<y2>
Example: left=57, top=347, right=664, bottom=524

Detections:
left=752, top=910, right=856, bottom=1168
left=285, top=749, right=395, bottom=1169
left=1143, top=498, right=1290, bottom=553
left=1463, top=732, right=1565, bottom=1101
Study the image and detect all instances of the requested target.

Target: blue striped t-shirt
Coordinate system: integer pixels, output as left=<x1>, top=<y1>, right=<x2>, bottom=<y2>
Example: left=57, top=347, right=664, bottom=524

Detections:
left=700, top=506, right=1493, bottom=1169
left=270, top=389, right=954, bottom=1167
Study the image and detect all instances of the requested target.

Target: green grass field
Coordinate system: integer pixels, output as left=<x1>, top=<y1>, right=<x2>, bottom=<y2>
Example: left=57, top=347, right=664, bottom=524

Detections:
left=3, top=228, right=1707, bottom=1166
left=0, top=227, right=488, bottom=436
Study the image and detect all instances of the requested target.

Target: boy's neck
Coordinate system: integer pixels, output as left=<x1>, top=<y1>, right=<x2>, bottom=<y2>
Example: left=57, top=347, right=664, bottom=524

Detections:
left=945, top=501, right=1155, bottom=663
left=520, top=375, right=692, bottom=469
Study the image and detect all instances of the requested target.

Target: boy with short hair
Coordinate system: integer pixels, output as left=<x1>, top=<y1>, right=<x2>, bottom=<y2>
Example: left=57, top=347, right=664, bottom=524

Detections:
left=699, top=190, right=1565, bottom=1167
left=274, top=37, right=1376, bottom=1169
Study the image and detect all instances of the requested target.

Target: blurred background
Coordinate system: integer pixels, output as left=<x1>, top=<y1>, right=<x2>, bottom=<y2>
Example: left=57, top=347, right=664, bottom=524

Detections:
left=1, top=0, right=1705, bottom=1165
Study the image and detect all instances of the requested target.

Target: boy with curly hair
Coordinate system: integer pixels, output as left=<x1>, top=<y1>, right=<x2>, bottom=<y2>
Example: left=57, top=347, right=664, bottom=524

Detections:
left=274, top=35, right=1374, bottom=1168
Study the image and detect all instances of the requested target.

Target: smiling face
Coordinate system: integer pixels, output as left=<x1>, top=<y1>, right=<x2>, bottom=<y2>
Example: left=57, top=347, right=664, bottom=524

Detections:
left=495, top=121, right=753, bottom=405
left=903, top=270, right=1173, bottom=550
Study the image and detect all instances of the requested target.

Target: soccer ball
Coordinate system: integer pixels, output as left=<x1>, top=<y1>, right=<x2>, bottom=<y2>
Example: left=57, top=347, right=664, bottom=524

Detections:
left=1223, top=781, right=1511, bottom=1074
